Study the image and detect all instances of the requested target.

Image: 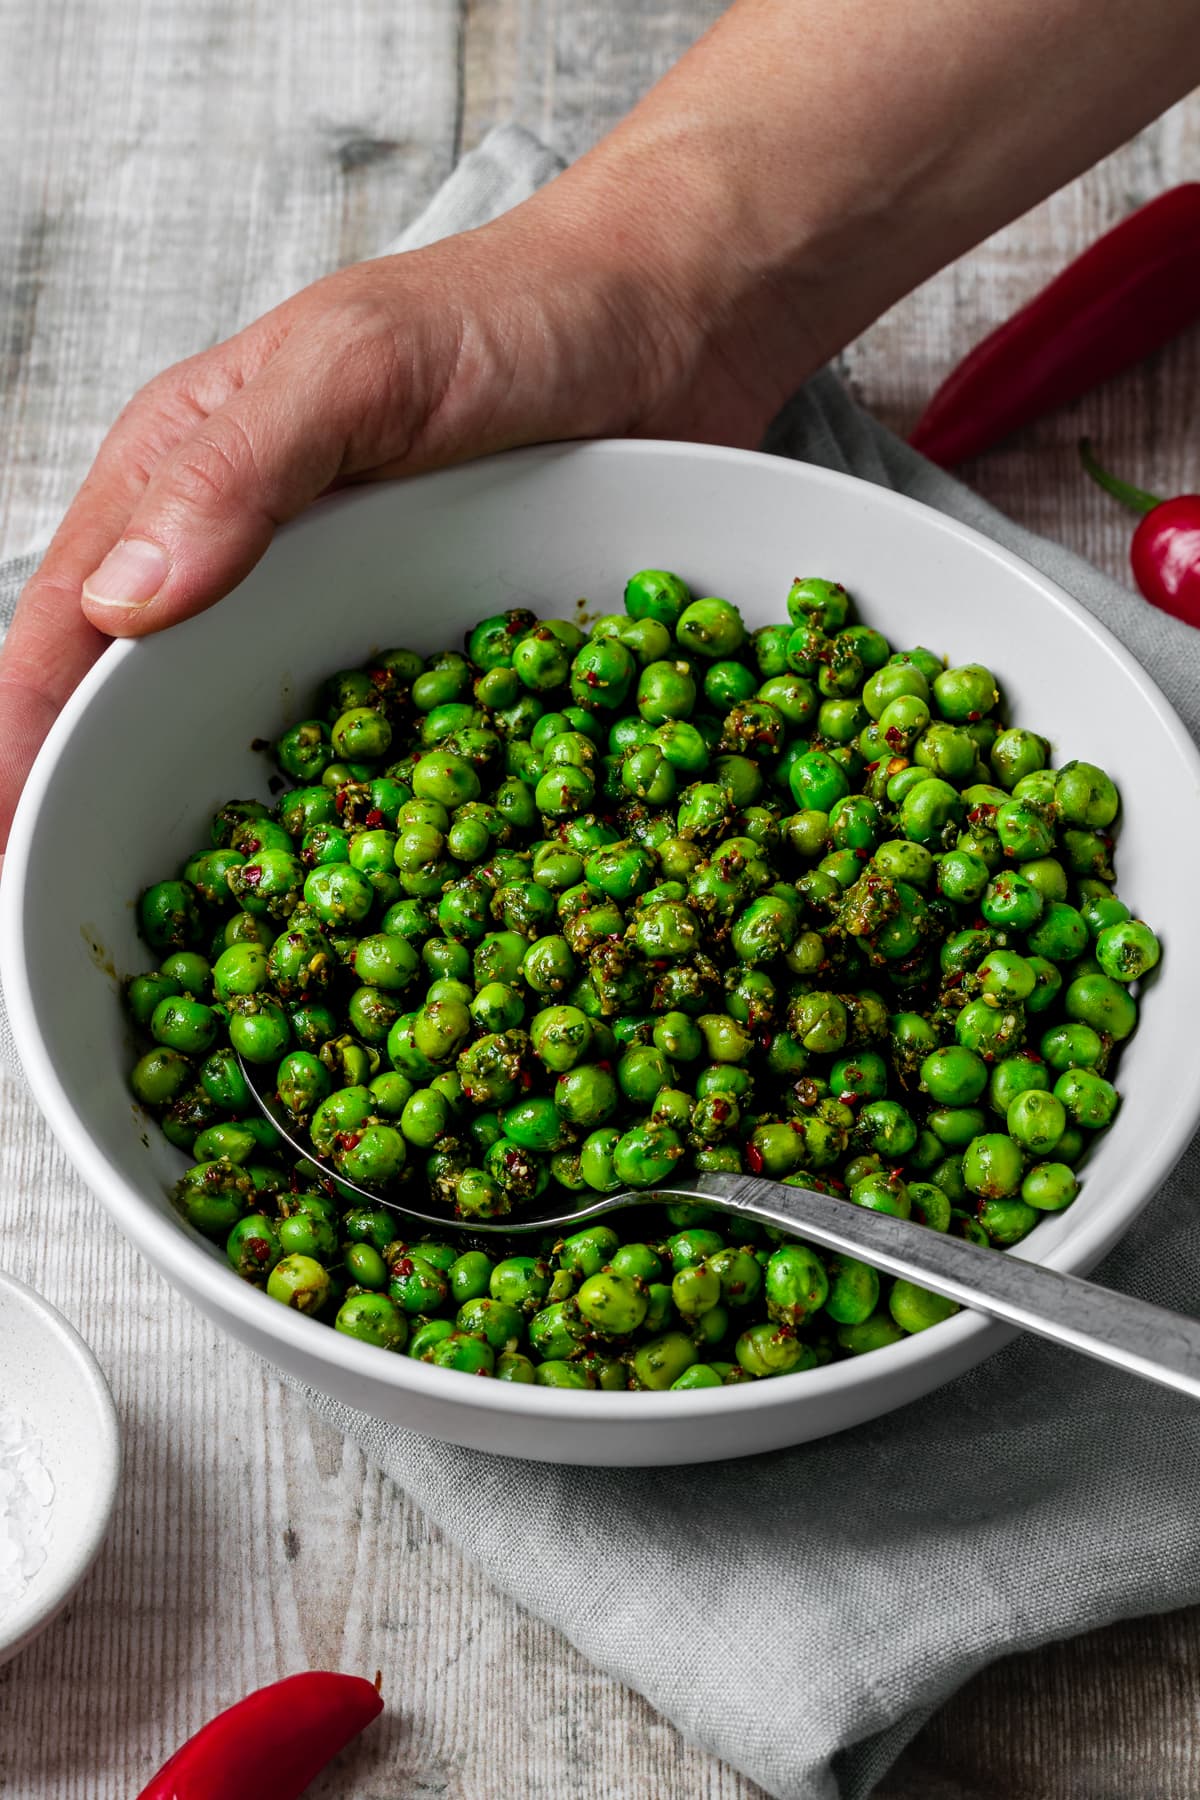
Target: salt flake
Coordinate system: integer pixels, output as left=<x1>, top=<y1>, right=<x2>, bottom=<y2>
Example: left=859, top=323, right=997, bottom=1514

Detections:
left=0, top=1403, right=55, bottom=1615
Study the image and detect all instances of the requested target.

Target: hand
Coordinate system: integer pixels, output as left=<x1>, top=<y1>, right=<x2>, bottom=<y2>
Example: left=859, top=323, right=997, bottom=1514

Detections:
left=8, top=0, right=1198, bottom=860
left=0, top=175, right=781, bottom=857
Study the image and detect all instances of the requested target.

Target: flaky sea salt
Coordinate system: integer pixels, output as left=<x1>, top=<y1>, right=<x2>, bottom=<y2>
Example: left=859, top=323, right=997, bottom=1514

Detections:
left=0, top=1403, right=54, bottom=1615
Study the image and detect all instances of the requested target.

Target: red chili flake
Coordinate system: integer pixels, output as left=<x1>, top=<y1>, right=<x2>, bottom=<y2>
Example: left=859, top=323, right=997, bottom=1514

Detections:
left=248, top=1237, right=271, bottom=1266
left=889, top=1167, right=905, bottom=1181
left=334, top=789, right=349, bottom=814
left=967, top=709, right=982, bottom=722
left=368, top=667, right=389, bottom=687
left=520, top=1068, right=533, bottom=1089
left=365, top=808, right=384, bottom=828
left=242, top=865, right=263, bottom=886
left=462, top=1085, right=474, bottom=1101
left=321, top=1178, right=336, bottom=1197
left=504, top=1150, right=520, bottom=1169
left=828, top=1178, right=846, bottom=1192
left=711, top=1099, right=730, bottom=1123
left=335, top=1131, right=363, bottom=1153
left=394, top=1256, right=415, bottom=1276
left=746, top=1143, right=764, bottom=1174
left=884, top=726, right=904, bottom=749
left=595, top=1059, right=612, bottom=1073
left=583, top=670, right=599, bottom=687
left=760, top=1032, right=774, bottom=1052
left=864, top=760, right=880, bottom=774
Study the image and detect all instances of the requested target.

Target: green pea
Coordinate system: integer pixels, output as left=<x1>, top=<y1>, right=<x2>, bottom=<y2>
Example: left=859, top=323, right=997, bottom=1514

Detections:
left=212, top=942, right=270, bottom=1001
left=1053, top=1067, right=1119, bottom=1130
left=334, top=1292, right=408, bottom=1350
left=850, top=1172, right=911, bottom=1218
left=613, top=1121, right=685, bottom=1187
left=266, top=1254, right=332, bottom=1313
left=789, top=749, right=850, bottom=814
left=823, top=1256, right=879, bottom=1326
left=920, top=1046, right=987, bottom=1107
left=157, top=950, right=210, bottom=999
left=734, top=1322, right=815, bottom=1378
left=977, top=1196, right=1040, bottom=1245
left=1054, top=760, right=1119, bottom=828
left=1080, top=893, right=1131, bottom=939
left=139, top=880, right=202, bottom=952
left=130, top=1047, right=193, bottom=1108
left=150, top=995, right=218, bottom=1055
left=126, top=970, right=184, bottom=1030
left=1007, top=1089, right=1067, bottom=1155
left=1021, top=1162, right=1080, bottom=1211
left=1039, top=1022, right=1105, bottom=1073
left=909, top=1182, right=952, bottom=1231
left=900, top=777, right=962, bottom=846
left=889, top=1280, right=959, bottom=1334
left=226, top=1214, right=282, bottom=1281
left=962, top=1133, right=1025, bottom=1198
left=764, top=1244, right=829, bottom=1326
left=576, top=1270, right=649, bottom=1335
left=988, top=1053, right=1050, bottom=1114
left=1064, top=972, right=1137, bottom=1041
left=1095, top=919, right=1161, bottom=983
left=954, top=998, right=1024, bottom=1061
left=624, top=568, right=691, bottom=627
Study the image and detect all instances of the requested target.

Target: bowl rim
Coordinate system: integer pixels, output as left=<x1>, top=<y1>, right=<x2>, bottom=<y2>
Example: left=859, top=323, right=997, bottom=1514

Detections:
left=0, top=1268, right=121, bottom=1659
left=3, top=437, right=1199, bottom=1427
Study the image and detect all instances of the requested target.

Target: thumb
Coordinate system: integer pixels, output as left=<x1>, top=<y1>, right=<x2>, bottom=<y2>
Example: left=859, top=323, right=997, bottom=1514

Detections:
left=79, top=335, right=374, bottom=635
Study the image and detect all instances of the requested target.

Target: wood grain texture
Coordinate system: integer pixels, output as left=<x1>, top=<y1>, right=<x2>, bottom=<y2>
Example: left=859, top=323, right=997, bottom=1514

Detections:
left=2, top=0, right=1200, bottom=1795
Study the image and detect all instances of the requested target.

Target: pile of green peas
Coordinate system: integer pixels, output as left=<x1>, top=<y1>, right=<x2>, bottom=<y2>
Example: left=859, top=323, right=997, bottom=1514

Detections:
left=125, top=569, right=1162, bottom=1389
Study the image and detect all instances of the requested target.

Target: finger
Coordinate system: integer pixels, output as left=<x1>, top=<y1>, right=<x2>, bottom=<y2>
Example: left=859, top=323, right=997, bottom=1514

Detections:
left=0, top=474, right=140, bottom=855
left=77, top=320, right=398, bottom=636
left=0, top=344, right=260, bottom=853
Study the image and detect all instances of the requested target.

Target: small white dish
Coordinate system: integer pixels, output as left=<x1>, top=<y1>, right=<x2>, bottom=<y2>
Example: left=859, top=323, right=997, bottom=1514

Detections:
left=0, top=1270, right=120, bottom=1664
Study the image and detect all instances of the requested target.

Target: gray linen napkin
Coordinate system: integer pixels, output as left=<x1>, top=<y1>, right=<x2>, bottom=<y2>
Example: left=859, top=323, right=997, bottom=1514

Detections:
left=5, top=123, right=1200, bottom=1799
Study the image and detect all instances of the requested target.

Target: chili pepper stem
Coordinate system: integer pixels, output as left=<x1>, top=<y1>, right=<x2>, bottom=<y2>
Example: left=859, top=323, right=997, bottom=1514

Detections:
left=1079, top=438, right=1162, bottom=516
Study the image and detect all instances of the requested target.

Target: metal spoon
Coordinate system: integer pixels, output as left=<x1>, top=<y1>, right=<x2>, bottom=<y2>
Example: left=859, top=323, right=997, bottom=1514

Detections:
left=240, top=1058, right=1200, bottom=1400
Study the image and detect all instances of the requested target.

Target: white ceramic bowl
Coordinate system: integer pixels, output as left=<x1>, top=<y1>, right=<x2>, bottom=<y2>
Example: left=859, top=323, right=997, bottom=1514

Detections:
left=0, top=1270, right=120, bottom=1662
left=3, top=442, right=1199, bottom=1466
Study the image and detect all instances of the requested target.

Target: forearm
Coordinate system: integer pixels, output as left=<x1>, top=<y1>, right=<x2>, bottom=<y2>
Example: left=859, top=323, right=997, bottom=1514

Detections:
left=539, top=0, right=1200, bottom=429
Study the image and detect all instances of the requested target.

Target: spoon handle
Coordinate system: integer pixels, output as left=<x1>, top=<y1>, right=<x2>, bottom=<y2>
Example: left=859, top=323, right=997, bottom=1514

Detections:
left=675, top=1173, right=1200, bottom=1401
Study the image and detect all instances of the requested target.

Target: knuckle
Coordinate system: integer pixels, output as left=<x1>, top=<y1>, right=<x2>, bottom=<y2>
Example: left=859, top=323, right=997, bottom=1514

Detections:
left=164, top=419, right=260, bottom=517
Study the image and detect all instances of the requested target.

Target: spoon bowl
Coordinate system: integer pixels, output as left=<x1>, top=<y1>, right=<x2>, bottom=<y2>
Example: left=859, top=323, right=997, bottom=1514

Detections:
left=241, top=1059, right=1200, bottom=1401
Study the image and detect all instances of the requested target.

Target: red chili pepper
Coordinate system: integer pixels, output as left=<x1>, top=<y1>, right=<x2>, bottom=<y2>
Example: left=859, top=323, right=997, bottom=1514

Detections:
left=909, top=185, right=1200, bottom=467
left=137, top=1671, right=383, bottom=1800
left=1079, top=438, right=1200, bottom=629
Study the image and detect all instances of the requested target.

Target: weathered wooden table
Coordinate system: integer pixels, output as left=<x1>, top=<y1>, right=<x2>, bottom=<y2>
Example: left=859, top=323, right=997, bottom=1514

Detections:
left=2, top=4, right=1198, bottom=1794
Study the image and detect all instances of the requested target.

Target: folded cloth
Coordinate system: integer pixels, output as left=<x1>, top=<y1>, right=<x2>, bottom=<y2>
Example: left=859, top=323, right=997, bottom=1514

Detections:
left=5, top=123, right=1200, bottom=1800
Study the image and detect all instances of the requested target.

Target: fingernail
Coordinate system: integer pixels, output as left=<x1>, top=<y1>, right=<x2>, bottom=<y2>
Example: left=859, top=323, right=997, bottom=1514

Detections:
left=82, top=538, right=170, bottom=610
